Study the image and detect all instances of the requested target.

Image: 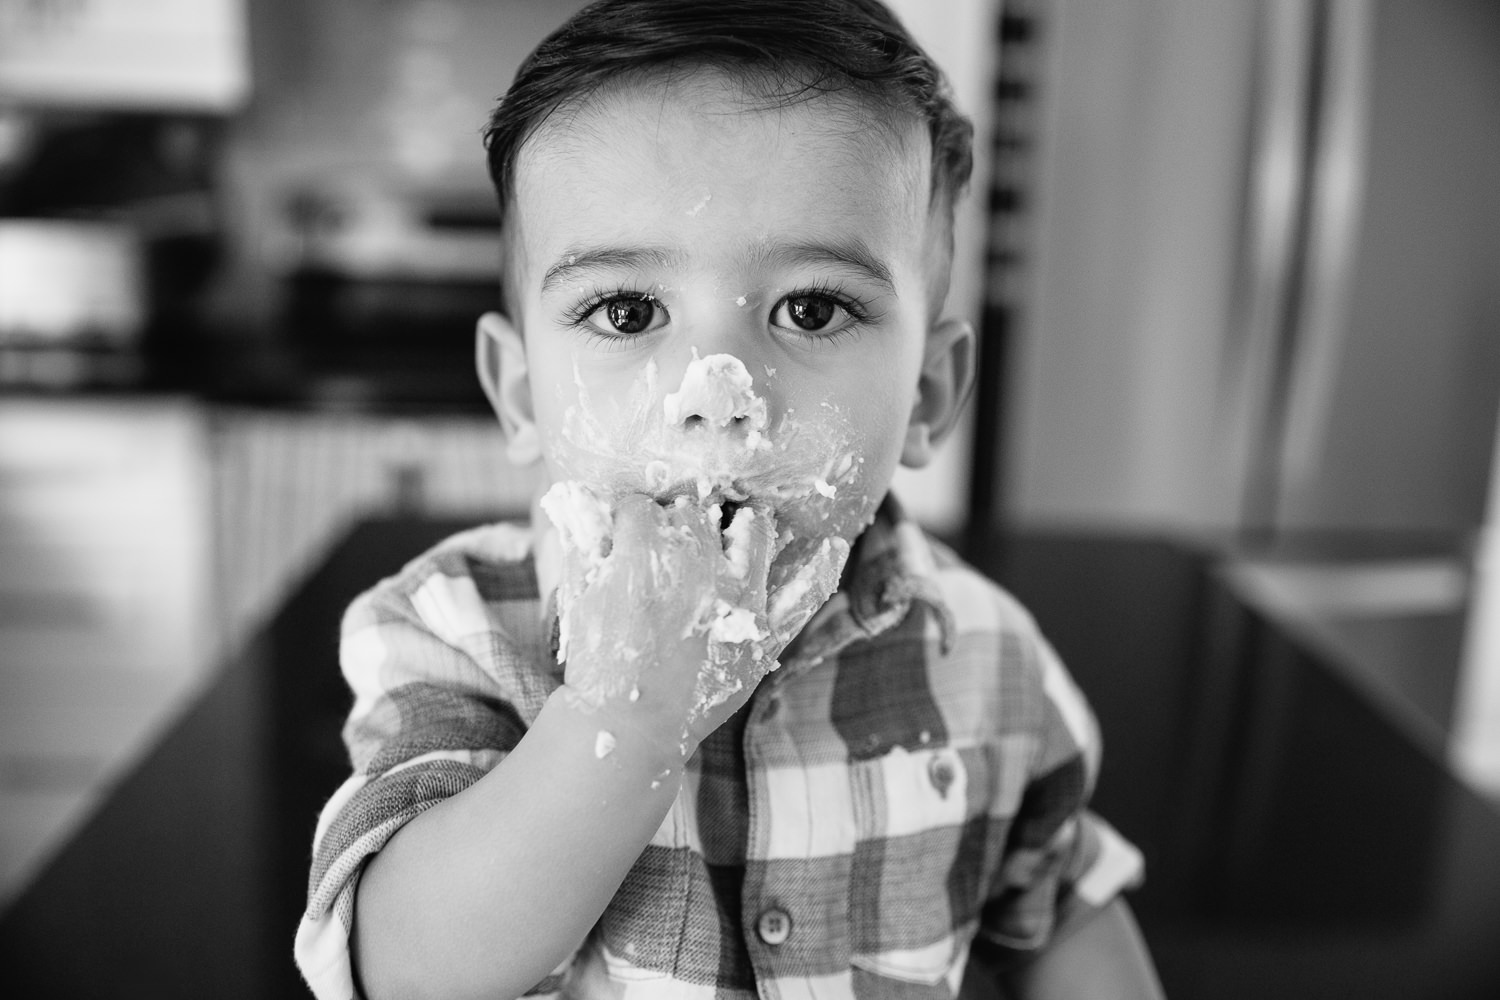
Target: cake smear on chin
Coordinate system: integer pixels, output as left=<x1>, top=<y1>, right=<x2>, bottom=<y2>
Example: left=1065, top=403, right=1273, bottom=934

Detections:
left=540, top=350, right=873, bottom=718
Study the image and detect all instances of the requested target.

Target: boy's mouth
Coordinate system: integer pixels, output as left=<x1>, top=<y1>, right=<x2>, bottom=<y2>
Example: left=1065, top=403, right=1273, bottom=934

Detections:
left=650, top=485, right=747, bottom=535
left=651, top=473, right=747, bottom=505
left=717, top=498, right=744, bottom=534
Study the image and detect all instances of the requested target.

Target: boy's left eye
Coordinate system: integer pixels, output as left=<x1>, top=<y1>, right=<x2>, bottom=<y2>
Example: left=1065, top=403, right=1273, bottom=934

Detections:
left=771, top=293, right=858, bottom=334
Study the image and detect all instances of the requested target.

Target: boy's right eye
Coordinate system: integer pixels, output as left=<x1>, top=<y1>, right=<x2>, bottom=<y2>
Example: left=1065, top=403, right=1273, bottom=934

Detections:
left=583, top=295, right=668, bottom=336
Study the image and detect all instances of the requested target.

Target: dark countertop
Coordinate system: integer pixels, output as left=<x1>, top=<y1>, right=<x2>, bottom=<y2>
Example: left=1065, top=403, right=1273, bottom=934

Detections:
left=2, top=521, right=1498, bottom=998
left=0, top=336, right=494, bottom=413
left=3, top=270, right=500, bottom=414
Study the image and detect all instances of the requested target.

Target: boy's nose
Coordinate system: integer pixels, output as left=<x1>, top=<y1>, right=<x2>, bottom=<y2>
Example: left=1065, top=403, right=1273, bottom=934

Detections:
left=675, top=409, right=753, bottom=431
left=660, top=349, right=771, bottom=437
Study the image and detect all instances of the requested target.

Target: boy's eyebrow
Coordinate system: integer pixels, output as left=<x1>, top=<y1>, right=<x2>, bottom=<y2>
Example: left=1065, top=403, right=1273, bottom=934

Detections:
left=754, top=239, right=897, bottom=294
left=541, top=246, right=681, bottom=292
left=539, top=239, right=897, bottom=295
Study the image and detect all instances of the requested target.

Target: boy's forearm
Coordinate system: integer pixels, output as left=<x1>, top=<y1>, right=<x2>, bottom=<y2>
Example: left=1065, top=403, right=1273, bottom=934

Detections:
left=352, top=686, right=684, bottom=1000
left=997, top=898, right=1165, bottom=1000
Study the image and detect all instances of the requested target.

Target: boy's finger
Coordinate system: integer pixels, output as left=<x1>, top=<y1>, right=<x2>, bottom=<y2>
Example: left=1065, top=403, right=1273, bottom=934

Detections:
left=665, top=497, right=723, bottom=560
left=719, top=503, right=775, bottom=610
left=767, top=536, right=850, bottom=645
left=608, top=492, right=664, bottom=550
left=610, top=494, right=717, bottom=602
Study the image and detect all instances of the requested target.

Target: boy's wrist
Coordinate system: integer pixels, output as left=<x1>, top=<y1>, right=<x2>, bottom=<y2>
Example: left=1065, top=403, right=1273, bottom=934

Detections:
left=546, top=683, right=696, bottom=775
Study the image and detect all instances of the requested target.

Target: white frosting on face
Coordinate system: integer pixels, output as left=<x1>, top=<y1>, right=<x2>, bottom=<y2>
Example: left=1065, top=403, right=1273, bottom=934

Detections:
left=539, top=480, right=613, bottom=570
left=721, top=504, right=758, bottom=580
left=552, top=350, right=871, bottom=544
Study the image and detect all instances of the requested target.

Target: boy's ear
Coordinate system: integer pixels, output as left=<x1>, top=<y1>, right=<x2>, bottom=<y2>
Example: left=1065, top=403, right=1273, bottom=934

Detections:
left=475, top=311, right=542, bottom=466
left=901, top=317, right=977, bottom=468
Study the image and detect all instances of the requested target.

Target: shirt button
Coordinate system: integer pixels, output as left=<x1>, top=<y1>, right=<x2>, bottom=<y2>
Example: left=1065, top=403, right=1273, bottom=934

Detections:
left=757, top=907, right=792, bottom=945
left=928, top=754, right=956, bottom=798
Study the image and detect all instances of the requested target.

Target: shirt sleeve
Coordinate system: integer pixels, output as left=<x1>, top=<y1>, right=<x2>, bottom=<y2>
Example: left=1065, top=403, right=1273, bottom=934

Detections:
left=977, top=629, right=1145, bottom=957
left=293, top=534, right=553, bottom=1000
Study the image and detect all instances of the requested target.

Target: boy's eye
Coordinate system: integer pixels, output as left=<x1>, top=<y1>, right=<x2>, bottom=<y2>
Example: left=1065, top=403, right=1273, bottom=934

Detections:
left=771, top=293, right=856, bottom=334
left=585, top=295, right=666, bottom=336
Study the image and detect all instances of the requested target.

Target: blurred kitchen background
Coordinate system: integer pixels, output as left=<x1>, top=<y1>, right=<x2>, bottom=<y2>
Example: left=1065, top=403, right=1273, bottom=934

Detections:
left=0, top=0, right=1497, bottom=923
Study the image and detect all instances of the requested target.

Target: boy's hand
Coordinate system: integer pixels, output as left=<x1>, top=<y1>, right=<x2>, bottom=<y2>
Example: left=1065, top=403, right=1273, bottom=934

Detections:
left=766, top=534, right=849, bottom=651
left=550, top=490, right=780, bottom=759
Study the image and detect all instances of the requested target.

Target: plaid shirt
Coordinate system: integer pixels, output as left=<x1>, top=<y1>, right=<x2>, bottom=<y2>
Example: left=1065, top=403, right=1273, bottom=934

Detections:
left=294, top=498, right=1143, bottom=1000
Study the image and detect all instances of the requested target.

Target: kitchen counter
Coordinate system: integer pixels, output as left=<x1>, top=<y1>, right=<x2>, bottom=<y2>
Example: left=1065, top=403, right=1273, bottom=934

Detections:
left=2, top=521, right=1498, bottom=998
left=1, top=337, right=493, bottom=414
left=2, top=284, right=497, bottom=415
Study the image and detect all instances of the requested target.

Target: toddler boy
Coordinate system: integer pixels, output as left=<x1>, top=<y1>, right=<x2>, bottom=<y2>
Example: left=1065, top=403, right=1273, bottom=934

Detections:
left=295, top=1, right=1162, bottom=998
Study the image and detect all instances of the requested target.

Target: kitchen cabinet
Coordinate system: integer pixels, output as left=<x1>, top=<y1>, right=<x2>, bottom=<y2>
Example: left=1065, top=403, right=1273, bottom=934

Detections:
left=0, top=396, right=213, bottom=904
left=207, top=408, right=538, bottom=651
left=0, top=0, right=249, bottom=112
left=0, top=396, right=539, bottom=905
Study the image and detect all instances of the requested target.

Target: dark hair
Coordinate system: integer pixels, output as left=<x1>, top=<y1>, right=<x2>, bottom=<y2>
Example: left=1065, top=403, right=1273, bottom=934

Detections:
left=482, top=0, right=974, bottom=234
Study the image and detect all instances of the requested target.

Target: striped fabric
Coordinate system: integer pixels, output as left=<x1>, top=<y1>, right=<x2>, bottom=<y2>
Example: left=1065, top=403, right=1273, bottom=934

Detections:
left=294, top=497, right=1143, bottom=1000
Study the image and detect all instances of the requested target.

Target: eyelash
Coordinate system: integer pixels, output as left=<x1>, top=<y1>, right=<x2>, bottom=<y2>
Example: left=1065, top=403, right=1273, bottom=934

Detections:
left=563, top=286, right=658, bottom=326
left=562, top=282, right=872, bottom=342
left=788, top=281, right=870, bottom=326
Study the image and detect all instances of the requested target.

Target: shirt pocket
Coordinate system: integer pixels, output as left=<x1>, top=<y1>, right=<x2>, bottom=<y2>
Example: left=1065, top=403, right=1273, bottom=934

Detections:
left=586, top=798, right=694, bottom=984
left=562, top=941, right=668, bottom=1000
left=850, top=937, right=970, bottom=988
left=599, top=945, right=669, bottom=983
left=848, top=745, right=989, bottom=988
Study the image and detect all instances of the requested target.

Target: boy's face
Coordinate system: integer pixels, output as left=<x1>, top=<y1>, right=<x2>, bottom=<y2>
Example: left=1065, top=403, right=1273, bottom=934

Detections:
left=482, top=71, right=972, bottom=588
